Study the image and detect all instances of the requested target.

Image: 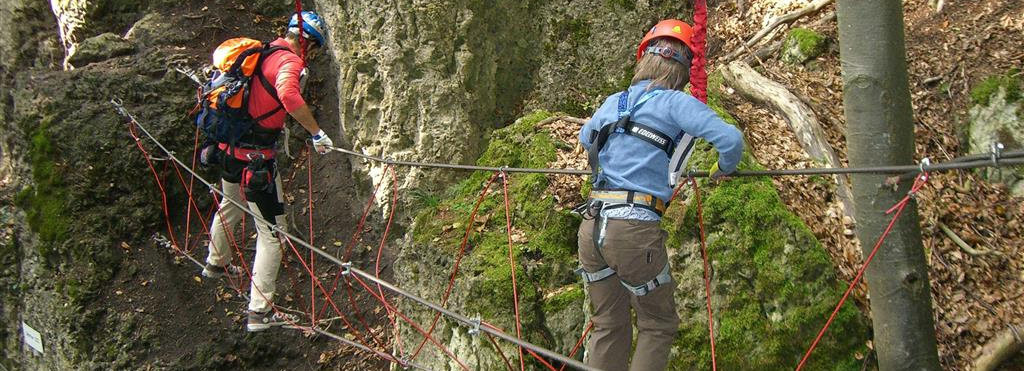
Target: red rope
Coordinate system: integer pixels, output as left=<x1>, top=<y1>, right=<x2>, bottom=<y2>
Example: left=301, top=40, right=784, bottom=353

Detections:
left=307, top=144, right=317, bottom=326
left=559, top=321, right=593, bottom=371
left=410, top=171, right=502, bottom=359
left=485, top=331, right=515, bottom=371
left=795, top=173, right=931, bottom=370
left=129, top=124, right=185, bottom=255
left=374, top=166, right=403, bottom=356
left=184, top=127, right=201, bottom=249
left=481, top=321, right=558, bottom=371
left=691, top=177, right=718, bottom=371
left=690, top=0, right=709, bottom=103
left=127, top=124, right=410, bottom=368
left=349, top=273, right=471, bottom=371
left=500, top=171, right=526, bottom=371
left=294, top=0, right=306, bottom=62
left=316, top=164, right=390, bottom=347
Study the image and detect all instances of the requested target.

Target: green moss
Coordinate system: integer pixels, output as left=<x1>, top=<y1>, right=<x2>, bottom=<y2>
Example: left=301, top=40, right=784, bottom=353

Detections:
left=970, top=69, right=1021, bottom=107
left=781, top=28, right=829, bottom=65
left=409, top=110, right=583, bottom=341
left=15, top=118, right=71, bottom=262
left=543, top=286, right=583, bottom=313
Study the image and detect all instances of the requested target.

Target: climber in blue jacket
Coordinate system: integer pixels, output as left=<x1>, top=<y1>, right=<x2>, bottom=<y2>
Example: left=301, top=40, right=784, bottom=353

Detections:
left=574, top=19, right=744, bottom=371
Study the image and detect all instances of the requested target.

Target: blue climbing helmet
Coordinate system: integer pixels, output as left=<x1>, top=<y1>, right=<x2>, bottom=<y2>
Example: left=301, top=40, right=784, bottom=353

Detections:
left=288, top=10, right=326, bottom=46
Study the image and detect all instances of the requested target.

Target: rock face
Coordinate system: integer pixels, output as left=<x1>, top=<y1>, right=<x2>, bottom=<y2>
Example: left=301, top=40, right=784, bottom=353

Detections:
left=396, top=109, right=868, bottom=370
left=313, top=1, right=695, bottom=192
left=780, top=28, right=829, bottom=65
left=49, top=0, right=144, bottom=69
left=66, top=32, right=134, bottom=67
left=968, top=74, right=1023, bottom=195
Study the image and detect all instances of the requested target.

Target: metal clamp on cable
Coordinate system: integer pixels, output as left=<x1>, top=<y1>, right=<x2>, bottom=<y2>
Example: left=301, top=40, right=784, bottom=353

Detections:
left=111, top=98, right=131, bottom=119
left=397, top=356, right=412, bottom=368
left=340, top=262, right=353, bottom=276
left=919, top=157, right=931, bottom=174
left=990, top=142, right=1005, bottom=167
left=468, top=314, right=482, bottom=336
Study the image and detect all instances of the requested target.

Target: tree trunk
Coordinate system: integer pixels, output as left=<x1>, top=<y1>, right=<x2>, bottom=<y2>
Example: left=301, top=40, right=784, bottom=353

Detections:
left=836, top=1, right=942, bottom=370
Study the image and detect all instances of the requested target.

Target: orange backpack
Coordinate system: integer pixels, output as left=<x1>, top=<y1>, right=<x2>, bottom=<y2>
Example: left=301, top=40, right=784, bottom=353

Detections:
left=195, top=38, right=289, bottom=148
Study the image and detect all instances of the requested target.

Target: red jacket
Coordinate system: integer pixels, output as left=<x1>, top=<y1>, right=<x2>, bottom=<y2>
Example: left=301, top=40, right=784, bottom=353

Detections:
left=222, top=38, right=306, bottom=160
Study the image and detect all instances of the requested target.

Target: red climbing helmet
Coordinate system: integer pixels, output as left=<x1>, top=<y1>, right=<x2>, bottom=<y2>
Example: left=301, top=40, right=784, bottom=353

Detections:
left=636, top=19, right=697, bottom=61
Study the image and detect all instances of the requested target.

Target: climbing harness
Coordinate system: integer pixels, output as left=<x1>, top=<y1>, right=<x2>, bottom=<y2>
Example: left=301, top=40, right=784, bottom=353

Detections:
left=587, top=89, right=698, bottom=188
left=572, top=199, right=673, bottom=297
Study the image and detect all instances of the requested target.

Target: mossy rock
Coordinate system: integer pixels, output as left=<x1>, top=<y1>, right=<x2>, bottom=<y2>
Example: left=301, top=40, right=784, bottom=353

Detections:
left=396, top=111, right=586, bottom=369
left=398, top=102, right=868, bottom=368
left=967, top=71, right=1024, bottom=195
left=970, top=69, right=1021, bottom=107
left=781, top=28, right=829, bottom=65
left=67, top=33, right=135, bottom=68
left=663, top=150, right=868, bottom=370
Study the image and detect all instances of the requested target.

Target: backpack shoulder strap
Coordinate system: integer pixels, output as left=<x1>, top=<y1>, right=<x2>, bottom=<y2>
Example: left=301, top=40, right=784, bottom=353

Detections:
left=250, top=45, right=294, bottom=123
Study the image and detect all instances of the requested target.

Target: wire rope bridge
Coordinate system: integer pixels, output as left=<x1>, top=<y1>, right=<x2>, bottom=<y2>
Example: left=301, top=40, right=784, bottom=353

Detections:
left=112, top=98, right=1024, bottom=370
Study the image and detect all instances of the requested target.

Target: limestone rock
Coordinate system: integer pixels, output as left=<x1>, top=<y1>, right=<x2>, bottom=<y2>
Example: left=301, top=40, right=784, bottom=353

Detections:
left=967, top=85, right=1024, bottom=195
left=780, top=28, right=829, bottom=65
left=66, top=32, right=133, bottom=67
left=124, top=13, right=196, bottom=48
left=313, top=1, right=696, bottom=194
left=50, top=0, right=144, bottom=69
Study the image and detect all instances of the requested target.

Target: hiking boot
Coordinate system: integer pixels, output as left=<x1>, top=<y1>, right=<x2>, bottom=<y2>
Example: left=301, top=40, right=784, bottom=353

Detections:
left=201, top=263, right=244, bottom=279
left=247, top=310, right=298, bottom=332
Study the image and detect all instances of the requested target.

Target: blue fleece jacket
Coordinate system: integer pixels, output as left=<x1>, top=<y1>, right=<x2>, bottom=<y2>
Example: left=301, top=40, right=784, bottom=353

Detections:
left=579, top=80, right=745, bottom=202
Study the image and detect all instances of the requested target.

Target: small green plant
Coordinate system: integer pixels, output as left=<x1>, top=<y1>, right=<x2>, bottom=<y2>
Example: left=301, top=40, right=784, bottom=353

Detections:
left=409, top=188, right=442, bottom=209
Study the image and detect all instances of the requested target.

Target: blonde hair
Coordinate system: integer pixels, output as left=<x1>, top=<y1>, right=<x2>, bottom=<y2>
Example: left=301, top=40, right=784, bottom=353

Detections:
left=631, top=37, right=691, bottom=91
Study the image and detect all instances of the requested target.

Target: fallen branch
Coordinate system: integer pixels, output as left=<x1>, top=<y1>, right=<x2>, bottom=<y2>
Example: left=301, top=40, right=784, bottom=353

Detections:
left=724, top=0, right=835, bottom=61
left=973, top=324, right=1024, bottom=371
left=938, top=222, right=996, bottom=256
left=721, top=60, right=856, bottom=218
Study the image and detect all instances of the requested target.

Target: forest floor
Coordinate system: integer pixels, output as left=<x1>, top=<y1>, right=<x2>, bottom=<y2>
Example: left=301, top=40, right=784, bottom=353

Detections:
left=707, top=0, right=1023, bottom=369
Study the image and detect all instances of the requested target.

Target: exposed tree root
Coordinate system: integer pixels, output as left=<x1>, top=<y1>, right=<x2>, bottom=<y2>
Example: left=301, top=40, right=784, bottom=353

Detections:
left=973, top=324, right=1024, bottom=371
left=721, top=60, right=856, bottom=219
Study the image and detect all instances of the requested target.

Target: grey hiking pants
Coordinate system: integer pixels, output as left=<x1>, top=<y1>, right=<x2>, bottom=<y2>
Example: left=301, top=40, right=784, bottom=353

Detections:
left=206, top=156, right=286, bottom=313
left=577, top=217, right=680, bottom=371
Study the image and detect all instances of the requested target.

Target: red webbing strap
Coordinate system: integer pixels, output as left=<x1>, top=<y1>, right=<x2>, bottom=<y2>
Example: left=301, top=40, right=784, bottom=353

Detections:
left=690, top=0, right=709, bottom=103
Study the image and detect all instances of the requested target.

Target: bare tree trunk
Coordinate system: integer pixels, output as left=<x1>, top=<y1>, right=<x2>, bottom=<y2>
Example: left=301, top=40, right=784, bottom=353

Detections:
left=836, top=0, right=941, bottom=370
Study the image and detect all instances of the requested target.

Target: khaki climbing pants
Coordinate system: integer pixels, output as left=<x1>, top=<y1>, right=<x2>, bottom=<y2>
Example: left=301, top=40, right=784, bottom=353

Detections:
left=577, top=217, right=680, bottom=371
left=206, top=156, right=287, bottom=313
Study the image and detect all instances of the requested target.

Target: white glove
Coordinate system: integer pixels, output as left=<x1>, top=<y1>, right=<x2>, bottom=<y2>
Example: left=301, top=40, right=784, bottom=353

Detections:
left=312, top=129, right=333, bottom=154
